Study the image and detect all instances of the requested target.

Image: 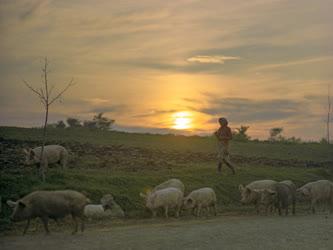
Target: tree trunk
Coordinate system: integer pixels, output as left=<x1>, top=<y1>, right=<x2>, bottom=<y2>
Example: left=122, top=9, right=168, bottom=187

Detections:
left=40, top=104, right=49, bottom=182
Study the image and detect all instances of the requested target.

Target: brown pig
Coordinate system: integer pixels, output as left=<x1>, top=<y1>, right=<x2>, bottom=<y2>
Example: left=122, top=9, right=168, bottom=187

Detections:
left=7, top=190, right=90, bottom=235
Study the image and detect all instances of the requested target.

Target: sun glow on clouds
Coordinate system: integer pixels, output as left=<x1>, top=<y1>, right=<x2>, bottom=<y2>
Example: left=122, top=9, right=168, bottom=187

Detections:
left=171, top=111, right=193, bottom=130
left=187, top=55, right=240, bottom=64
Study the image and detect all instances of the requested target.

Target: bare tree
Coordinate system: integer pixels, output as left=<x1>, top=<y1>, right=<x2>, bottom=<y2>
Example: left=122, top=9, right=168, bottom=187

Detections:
left=23, top=57, right=75, bottom=181
left=327, top=85, right=332, bottom=144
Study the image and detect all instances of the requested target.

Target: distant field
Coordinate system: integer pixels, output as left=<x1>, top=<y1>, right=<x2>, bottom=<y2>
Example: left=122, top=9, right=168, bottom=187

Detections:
left=1, top=126, right=333, bottom=161
left=0, top=126, right=333, bottom=233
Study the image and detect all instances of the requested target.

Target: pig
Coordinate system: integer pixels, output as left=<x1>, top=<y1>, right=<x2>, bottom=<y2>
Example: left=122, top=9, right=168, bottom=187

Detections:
left=239, top=180, right=277, bottom=214
left=260, top=183, right=296, bottom=216
left=153, top=178, right=185, bottom=194
left=183, top=187, right=217, bottom=217
left=23, top=145, right=69, bottom=170
left=84, top=194, right=114, bottom=219
left=140, top=187, right=183, bottom=218
left=100, top=194, right=114, bottom=209
left=7, top=190, right=90, bottom=235
left=108, top=201, right=125, bottom=218
left=296, top=180, right=333, bottom=214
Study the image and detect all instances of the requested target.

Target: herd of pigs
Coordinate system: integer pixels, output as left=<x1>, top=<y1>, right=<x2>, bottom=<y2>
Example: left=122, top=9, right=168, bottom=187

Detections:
left=3, top=145, right=333, bottom=235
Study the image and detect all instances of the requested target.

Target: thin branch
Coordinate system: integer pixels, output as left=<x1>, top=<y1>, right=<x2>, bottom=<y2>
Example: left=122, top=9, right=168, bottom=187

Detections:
left=23, top=79, right=47, bottom=103
left=49, top=78, right=75, bottom=105
left=43, top=57, right=49, bottom=102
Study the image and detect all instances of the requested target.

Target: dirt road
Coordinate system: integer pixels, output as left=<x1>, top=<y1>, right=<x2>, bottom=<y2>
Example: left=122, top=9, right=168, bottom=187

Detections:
left=1, top=215, right=332, bottom=250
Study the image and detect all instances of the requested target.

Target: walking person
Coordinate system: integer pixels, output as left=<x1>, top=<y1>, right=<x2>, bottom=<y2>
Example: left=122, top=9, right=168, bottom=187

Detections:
left=214, top=117, right=236, bottom=175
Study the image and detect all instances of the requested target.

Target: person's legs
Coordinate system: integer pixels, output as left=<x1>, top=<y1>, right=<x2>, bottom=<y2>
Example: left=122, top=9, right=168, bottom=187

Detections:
left=217, top=162, right=223, bottom=172
left=217, top=143, right=223, bottom=173
left=222, top=149, right=236, bottom=175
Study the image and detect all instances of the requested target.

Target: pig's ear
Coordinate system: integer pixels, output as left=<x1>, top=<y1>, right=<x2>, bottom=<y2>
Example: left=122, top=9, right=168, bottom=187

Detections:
left=18, top=201, right=26, bottom=208
left=7, top=200, right=17, bottom=208
left=238, top=184, right=244, bottom=192
left=245, top=187, right=251, bottom=194
left=302, top=187, right=310, bottom=196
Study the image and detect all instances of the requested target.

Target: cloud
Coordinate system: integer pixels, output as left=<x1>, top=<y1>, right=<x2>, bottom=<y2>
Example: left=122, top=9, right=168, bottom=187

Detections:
left=193, top=94, right=304, bottom=123
left=113, top=124, right=183, bottom=135
left=186, top=55, right=241, bottom=64
left=89, top=105, right=128, bottom=114
left=0, top=0, right=332, bottom=140
left=253, top=56, right=333, bottom=72
left=19, top=0, right=49, bottom=20
left=133, top=109, right=179, bottom=118
left=61, top=98, right=129, bottom=115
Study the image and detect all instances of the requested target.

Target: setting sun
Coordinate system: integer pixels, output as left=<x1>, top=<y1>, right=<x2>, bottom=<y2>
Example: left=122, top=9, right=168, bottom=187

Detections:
left=171, top=111, right=193, bottom=130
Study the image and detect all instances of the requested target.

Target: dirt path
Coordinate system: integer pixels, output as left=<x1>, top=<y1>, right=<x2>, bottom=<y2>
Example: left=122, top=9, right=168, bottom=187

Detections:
left=1, top=214, right=332, bottom=250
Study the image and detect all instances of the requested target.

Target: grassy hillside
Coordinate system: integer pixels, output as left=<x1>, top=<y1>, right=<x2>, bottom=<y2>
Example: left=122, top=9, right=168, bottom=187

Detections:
left=1, top=126, right=333, bottom=161
left=0, top=126, right=333, bottom=232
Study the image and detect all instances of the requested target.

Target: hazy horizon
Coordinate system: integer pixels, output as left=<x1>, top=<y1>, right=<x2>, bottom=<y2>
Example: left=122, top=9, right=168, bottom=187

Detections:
left=1, top=0, right=332, bottom=140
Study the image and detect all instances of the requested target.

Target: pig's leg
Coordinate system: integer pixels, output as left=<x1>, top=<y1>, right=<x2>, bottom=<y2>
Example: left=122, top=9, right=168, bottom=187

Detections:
left=23, top=219, right=31, bottom=235
left=197, top=205, right=202, bottom=217
left=71, top=214, right=78, bottom=234
left=213, top=204, right=217, bottom=216
left=175, top=205, right=180, bottom=218
left=277, top=203, right=282, bottom=216
left=164, top=206, right=169, bottom=218
left=40, top=216, right=50, bottom=234
left=311, top=199, right=316, bottom=214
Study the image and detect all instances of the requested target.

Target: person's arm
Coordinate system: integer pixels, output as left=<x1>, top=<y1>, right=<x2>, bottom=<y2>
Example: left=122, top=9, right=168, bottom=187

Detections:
left=214, top=128, right=221, bottom=140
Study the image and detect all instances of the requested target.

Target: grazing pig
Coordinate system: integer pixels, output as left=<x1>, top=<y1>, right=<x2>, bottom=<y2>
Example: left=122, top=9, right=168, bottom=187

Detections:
left=140, top=187, right=183, bottom=218
left=108, top=201, right=125, bottom=218
left=100, top=194, right=114, bottom=209
left=260, top=183, right=296, bottom=216
left=23, top=145, right=69, bottom=170
left=239, top=180, right=277, bottom=214
left=84, top=194, right=114, bottom=219
left=7, top=190, right=90, bottom=235
left=84, top=204, right=108, bottom=219
left=296, top=180, right=333, bottom=214
left=153, top=178, right=185, bottom=193
left=183, top=187, right=217, bottom=217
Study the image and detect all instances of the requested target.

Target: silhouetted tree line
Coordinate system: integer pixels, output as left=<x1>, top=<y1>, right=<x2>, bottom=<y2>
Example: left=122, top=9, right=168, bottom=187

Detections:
left=232, top=126, right=303, bottom=143
left=48, top=112, right=115, bottom=131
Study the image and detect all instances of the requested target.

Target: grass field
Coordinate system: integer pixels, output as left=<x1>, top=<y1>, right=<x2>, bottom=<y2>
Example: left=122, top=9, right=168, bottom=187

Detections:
left=0, top=126, right=333, bottom=232
left=1, top=126, right=333, bottom=161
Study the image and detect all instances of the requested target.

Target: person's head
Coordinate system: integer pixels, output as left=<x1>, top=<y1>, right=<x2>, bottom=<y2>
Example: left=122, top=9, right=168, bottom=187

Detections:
left=218, top=117, right=228, bottom=126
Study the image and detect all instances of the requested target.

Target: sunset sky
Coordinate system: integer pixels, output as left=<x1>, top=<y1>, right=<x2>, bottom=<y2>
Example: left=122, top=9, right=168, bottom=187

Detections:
left=0, top=0, right=332, bottom=140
